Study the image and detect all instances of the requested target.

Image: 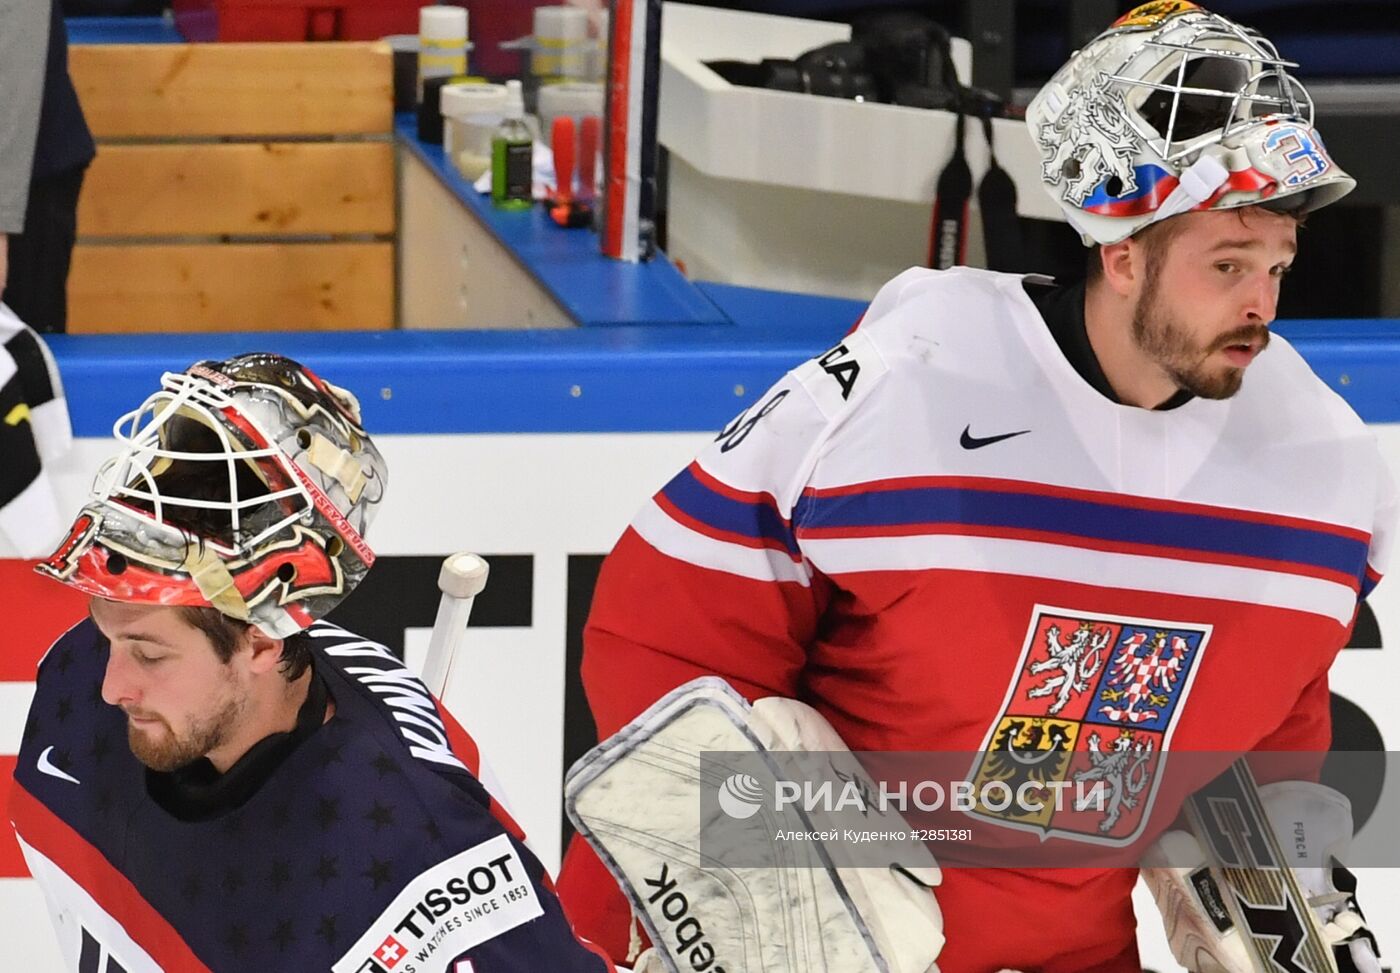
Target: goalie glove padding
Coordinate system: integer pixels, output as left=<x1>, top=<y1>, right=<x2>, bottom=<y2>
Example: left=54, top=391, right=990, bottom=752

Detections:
left=565, top=677, right=942, bottom=973
left=1142, top=780, right=1381, bottom=973
left=748, top=695, right=943, bottom=973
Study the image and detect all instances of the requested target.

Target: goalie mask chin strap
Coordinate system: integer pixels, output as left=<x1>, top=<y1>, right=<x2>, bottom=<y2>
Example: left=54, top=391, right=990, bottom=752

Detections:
left=1075, top=153, right=1234, bottom=246
left=1148, top=153, right=1230, bottom=226
left=306, top=431, right=368, bottom=502
left=182, top=544, right=252, bottom=621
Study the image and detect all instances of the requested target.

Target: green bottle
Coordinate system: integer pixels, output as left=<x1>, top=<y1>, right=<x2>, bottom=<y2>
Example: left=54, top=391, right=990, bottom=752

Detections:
left=492, top=80, right=533, bottom=210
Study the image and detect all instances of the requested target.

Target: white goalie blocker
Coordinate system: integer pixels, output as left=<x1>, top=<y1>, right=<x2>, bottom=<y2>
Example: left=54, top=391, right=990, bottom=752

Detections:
left=564, top=677, right=944, bottom=973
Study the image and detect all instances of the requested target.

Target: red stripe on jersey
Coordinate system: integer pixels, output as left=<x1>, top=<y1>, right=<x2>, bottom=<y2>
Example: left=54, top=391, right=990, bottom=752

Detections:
left=9, top=783, right=213, bottom=972
left=689, top=462, right=785, bottom=511
left=435, top=696, right=480, bottom=776
left=583, top=529, right=819, bottom=726
left=434, top=709, right=617, bottom=972
left=577, top=936, right=619, bottom=971
left=0, top=756, right=29, bottom=877
left=436, top=701, right=527, bottom=844
left=802, top=475, right=1372, bottom=542
left=797, top=521, right=1362, bottom=591
left=0, top=559, right=87, bottom=681
left=541, top=852, right=619, bottom=973
left=655, top=492, right=804, bottom=561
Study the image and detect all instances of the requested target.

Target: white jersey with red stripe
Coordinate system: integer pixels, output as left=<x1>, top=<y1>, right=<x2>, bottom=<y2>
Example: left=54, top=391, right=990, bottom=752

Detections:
left=561, top=266, right=1396, bottom=973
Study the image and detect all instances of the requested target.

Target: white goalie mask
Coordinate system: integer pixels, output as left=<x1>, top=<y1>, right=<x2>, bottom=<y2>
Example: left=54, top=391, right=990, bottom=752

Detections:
left=1026, top=0, right=1354, bottom=245
left=38, top=354, right=387, bottom=638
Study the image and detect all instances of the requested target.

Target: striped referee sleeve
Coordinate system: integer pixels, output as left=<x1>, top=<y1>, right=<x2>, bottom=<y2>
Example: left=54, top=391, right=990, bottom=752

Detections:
left=0, top=302, right=71, bottom=557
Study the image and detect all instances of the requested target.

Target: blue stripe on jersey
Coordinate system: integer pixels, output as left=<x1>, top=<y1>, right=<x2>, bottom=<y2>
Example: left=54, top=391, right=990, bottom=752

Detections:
left=793, top=484, right=1369, bottom=583
left=1361, top=570, right=1381, bottom=600
left=661, top=466, right=801, bottom=556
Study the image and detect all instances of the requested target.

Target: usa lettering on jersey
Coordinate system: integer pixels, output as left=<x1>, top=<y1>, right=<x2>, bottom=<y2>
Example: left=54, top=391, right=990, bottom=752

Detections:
left=310, top=623, right=467, bottom=772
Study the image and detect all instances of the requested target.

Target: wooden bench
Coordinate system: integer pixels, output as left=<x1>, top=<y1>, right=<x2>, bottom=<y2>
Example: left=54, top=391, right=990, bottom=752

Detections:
left=67, top=42, right=394, bottom=332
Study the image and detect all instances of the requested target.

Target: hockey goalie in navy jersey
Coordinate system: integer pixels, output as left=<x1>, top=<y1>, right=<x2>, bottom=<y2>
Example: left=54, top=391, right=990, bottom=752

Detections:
left=559, top=4, right=1395, bottom=973
left=11, top=354, right=612, bottom=972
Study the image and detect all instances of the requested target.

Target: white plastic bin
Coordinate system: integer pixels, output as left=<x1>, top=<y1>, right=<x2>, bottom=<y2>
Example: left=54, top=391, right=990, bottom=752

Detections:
left=658, top=3, right=1061, bottom=301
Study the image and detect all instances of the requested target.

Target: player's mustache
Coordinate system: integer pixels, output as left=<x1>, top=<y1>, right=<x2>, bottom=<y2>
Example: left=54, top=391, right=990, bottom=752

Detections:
left=1208, top=325, right=1271, bottom=353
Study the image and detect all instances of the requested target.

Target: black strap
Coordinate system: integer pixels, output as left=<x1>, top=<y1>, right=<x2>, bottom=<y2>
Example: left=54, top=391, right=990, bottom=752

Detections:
left=977, top=111, right=1024, bottom=272
left=928, top=107, right=972, bottom=269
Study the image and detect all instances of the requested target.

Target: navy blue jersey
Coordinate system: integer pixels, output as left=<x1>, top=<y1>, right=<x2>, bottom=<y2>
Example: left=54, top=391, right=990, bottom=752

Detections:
left=10, top=618, right=612, bottom=973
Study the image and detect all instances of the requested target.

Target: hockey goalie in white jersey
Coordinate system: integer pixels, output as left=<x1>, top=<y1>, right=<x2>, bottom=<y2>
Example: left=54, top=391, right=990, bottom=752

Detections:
left=559, top=3, right=1394, bottom=972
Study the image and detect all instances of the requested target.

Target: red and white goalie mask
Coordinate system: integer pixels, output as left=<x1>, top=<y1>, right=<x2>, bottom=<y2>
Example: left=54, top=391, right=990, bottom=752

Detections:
left=1027, top=0, right=1354, bottom=245
left=38, top=354, right=387, bottom=638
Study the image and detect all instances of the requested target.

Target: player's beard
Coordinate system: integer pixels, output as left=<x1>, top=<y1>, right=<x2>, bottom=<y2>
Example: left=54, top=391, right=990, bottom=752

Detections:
left=124, top=689, right=246, bottom=772
left=1131, top=260, right=1270, bottom=401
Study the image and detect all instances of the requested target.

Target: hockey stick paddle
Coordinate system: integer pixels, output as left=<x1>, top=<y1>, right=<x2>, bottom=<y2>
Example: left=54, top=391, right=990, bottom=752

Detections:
left=1184, top=757, right=1338, bottom=973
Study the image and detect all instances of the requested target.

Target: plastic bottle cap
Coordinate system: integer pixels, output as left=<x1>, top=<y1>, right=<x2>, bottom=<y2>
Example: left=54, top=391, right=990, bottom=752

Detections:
left=504, top=78, right=525, bottom=120
left=420, top=5, right=468, bottom=41
left=534, top=5, right=589, bottom=38
left=441, top=81, right=509, bottom=119
left=538, top=82, right=603, bottom=116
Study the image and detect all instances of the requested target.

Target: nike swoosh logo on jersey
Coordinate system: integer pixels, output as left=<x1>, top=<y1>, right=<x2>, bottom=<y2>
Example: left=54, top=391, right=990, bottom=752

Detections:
left=36, top=746, right=80, bottom=785
left=960, top=425, right=1030, bottom=449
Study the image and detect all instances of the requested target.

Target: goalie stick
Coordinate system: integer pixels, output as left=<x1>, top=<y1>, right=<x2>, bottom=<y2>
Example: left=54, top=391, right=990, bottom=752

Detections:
left=421, top=552, right=490, bottom=699
left=418, top=552, right=524, bottom=822
left=1185, top=758, right=1338, bottom=973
